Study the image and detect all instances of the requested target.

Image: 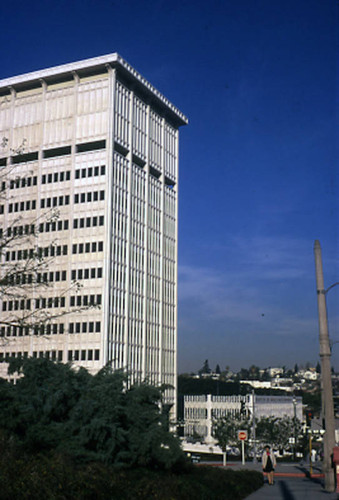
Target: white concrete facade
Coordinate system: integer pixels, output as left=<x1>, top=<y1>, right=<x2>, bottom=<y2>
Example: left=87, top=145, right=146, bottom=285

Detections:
left=0, top=54, right=187, bottom=416
left=184, top=394, right=303, bottom=444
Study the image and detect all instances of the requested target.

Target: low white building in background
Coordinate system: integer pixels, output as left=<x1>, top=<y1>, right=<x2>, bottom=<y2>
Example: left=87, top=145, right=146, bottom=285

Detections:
left=301, top=370, right=319, bottom=381
left=240, top=379, right=294, bottom=392
left=184, top=393, right=303, bottom=444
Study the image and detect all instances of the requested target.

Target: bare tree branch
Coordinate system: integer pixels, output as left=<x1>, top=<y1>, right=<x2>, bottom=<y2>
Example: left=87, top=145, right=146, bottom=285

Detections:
left=0, top=153, right=98, bottom=345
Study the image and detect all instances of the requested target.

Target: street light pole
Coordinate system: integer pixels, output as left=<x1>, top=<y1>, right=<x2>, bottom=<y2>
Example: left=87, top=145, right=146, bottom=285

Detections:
left=314, top=240, right=335, bottom=492
left=252, top=389, right=257, bottom=463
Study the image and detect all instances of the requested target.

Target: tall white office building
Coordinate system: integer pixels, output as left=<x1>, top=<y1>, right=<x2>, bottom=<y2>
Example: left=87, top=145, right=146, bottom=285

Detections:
left=0, top=54, right=187, bottom=415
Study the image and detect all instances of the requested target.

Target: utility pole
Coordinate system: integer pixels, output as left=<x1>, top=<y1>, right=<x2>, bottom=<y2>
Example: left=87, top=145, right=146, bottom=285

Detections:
left=314, top=240, right=335, bottom=492
left=292, top=396, right=297, bottom=462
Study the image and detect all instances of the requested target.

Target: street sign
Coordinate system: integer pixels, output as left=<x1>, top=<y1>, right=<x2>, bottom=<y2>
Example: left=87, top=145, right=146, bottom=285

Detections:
left=238, top=430, right=248, bottom=441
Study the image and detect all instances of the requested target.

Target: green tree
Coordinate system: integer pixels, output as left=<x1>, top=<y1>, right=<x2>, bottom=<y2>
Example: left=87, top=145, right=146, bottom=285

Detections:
left=248, top=365, right=260, bottom=380
left=302, top=391, right=321, bottom=415
left=0, top=358, right=184, bottom=469
left=199, top=359, right=211, bottom=375
left=256, top=416, right=301, bottom=451
left=213, top=415, right=251, bottom=452
left=261, top=369, right=270, bottom=381
left=238, top=368, right=250, bottom=380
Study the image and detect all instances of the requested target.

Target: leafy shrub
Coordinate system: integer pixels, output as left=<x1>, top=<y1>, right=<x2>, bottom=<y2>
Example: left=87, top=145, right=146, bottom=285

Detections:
left=0, top=442, right=263, bottom=500
left=0, top=358, right=183, bottom=469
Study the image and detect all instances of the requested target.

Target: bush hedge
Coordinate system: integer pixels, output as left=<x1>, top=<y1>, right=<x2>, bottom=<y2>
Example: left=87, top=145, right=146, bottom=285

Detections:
left=0, top=447, right=263, bottom=500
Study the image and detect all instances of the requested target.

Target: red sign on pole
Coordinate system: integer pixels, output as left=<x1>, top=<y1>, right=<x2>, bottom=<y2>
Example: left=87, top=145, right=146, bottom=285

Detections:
left=238, top=430, right=248, bottom=441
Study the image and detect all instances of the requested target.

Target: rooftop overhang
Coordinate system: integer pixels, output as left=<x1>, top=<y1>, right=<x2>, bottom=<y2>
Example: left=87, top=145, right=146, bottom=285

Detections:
left=0, top=53, right=188, bottom=128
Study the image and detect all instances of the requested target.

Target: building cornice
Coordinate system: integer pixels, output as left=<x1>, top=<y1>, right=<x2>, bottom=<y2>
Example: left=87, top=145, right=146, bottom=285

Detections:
left=0, top=53, right=188, bottom=127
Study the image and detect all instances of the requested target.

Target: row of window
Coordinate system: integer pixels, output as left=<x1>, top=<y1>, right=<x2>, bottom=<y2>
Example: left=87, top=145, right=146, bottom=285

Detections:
left=38, top=244, right=68, bottom=258
left=40, top=190, right=105, bottom=209
left=2, top=164, right=105, bottom=192
left=72, top=241, right=103, bottom=254
left=1, top=322, right=101, bottom=337
left=71, top=268, right=103, bottom=280
left=35, top=297, right=66, bottom=309
left=5, top=242, right=103, bottom=261
left=8, top=200, right=36, bottom=213
left=0, top=351, right=31, bottom=360
left=39, top=220, right=69, bottom=232
left=5, top=247, right=37, bottom=262
left=1, top=221, right=74, bottom=238
left=2, top=294, right=101, bottom=311
left=70, top=294, right=102, bottom=307
left=35, top=350, right=63, bottom=361
left=0, top=349, right=100, bottom=362
left=41, top=195, right=70, bottom=208
left=74, top=191, right=105, bottom=203
left=73, top=216, right=104, bottom=229
left=2, top=268, right=102, bottom=286
left=2, top=225, right=35, bottom=237
left=1, top=221, right=71, bottom=237
left=42, top=171, right=71, bottom=184
left=3, top=195, right=107, bottom=214
left=3, top=273, right=34, bottom=286
left=2, top=299, right=32, bottom=311
left=37, top=270, right=67, bottom=283
left=1, top=171, right=101, bottom=196
left=68, top=349, right=100, bottom=361
left=1, top=140, right=105, bottom=167
left=7, top=176, right=38, bottom=190
left=75, top=165, right=106, bottom=178
left=1, top=323, right=65, bottom=337
left=69, top=321, right=101, bottom=334
left=1, top=215, right=104, bottom=236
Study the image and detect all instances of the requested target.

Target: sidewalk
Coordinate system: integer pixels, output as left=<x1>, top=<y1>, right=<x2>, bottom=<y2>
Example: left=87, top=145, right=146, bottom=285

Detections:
left=198, top=460, right=338, bottom=498
left=236, top=462, right=338, bottom=500
left=245, top=477, right=337, bottom=499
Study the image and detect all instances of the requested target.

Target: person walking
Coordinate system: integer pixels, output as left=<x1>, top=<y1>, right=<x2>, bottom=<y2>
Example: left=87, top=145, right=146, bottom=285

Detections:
left=262, top=445, right=276, bottom=485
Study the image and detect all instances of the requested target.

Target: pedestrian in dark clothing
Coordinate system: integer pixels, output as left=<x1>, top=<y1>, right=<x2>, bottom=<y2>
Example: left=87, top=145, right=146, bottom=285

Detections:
left=262, top=445, right=276, bottom=485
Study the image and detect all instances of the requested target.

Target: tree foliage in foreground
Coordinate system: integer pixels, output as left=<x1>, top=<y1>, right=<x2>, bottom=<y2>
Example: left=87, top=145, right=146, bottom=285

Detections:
left=0, top=357, right=183, bottom=469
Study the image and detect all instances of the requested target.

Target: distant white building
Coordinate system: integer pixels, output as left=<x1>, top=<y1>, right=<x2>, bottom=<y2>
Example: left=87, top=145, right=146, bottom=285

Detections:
left=240, top=380, right=272, bottom=389
left=184, top=393, right=303, bottom=444
left=240, top=379, right=294, bottom=392
left=301, top=370, right=318, bottom=381
left=268, top=367, right=284, bottom=378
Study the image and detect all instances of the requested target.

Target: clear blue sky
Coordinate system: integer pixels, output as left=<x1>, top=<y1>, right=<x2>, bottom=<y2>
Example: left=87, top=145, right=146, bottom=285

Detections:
left=1, top=0, right=337, bottom=373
